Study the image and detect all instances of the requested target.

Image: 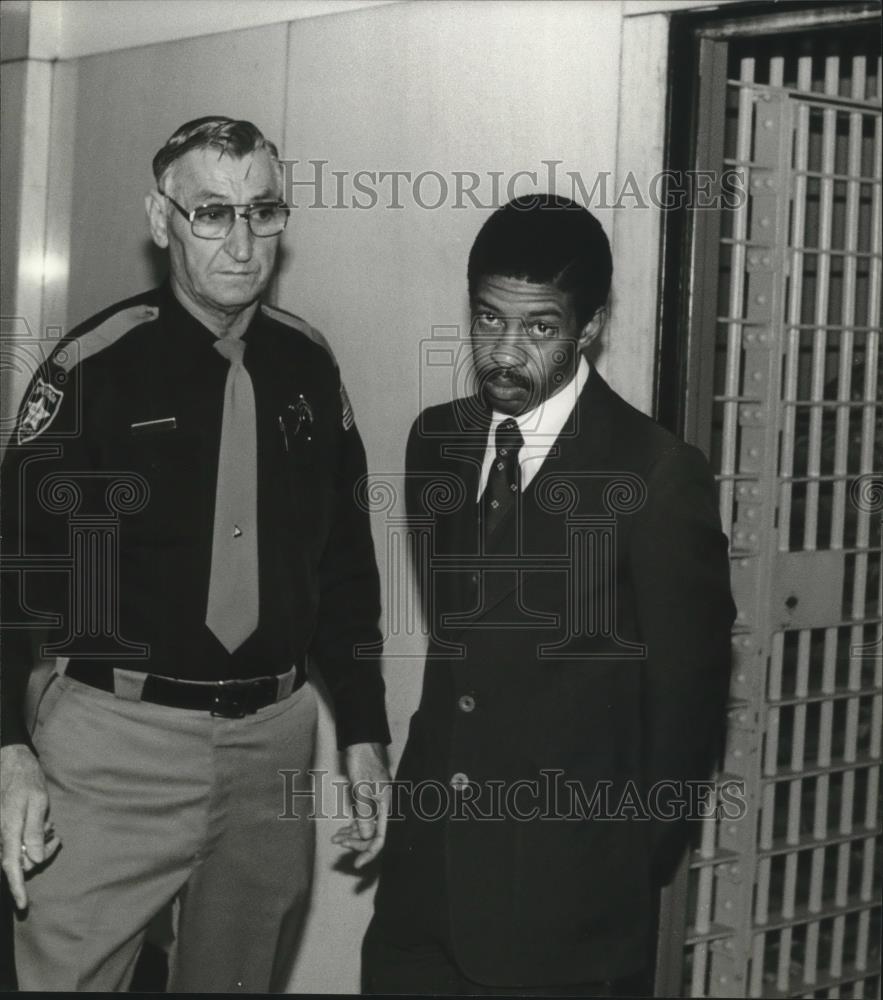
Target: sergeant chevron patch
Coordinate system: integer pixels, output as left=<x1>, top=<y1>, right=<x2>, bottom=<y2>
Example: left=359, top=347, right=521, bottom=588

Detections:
left=341, top=382, right=355, bottom=431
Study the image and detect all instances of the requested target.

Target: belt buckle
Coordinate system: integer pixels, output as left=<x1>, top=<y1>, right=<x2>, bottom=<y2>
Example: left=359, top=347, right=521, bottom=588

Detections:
left=210, top=680, right=251, bottom=719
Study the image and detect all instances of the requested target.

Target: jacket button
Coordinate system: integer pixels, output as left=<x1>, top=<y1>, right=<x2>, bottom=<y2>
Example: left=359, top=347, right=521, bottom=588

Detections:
left=458, top=694, right=476, bottom=713
left=450, top=772, right=469, bottom=790
left=469, top=573, right=478, bottom=586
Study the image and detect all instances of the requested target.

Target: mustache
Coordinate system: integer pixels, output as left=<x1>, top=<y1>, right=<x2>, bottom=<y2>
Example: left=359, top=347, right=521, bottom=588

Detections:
left=477, top=365, right=531, bottom=389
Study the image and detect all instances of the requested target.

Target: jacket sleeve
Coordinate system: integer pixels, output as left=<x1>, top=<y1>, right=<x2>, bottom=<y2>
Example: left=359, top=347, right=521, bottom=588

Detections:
left=1, top=355, right=90, bottom=750
left=307, top=371, right=391, bottom=750
left=628, top=443, right=736, bottom=885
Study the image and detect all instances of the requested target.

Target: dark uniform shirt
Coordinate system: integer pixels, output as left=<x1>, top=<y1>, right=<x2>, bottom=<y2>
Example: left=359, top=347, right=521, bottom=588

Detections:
left=1, top=283, right=390, bottom=750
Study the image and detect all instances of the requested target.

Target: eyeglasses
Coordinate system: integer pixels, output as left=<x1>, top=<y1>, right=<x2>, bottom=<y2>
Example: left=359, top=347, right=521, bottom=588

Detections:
left=161, top=192, right=290, bottom=239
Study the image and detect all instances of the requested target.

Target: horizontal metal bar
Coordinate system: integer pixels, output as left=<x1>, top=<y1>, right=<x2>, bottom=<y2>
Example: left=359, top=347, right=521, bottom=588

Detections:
left=686, top=827, right=881, bottom=868
left=684, top=920, right=735, bottom=946
left=711, top=394, right=764, bottom=404
left=758, top=961, right=883, bottom=1000
left=777, top=400, right=881, bottom=409
left=728, top=541, right=880, bottom=561
left=687, top=846, right=743, bottom=870
left=756, top=827, right=882, bottom=859
left=781, top=472, right=882, bottom=485
left=714, top=317, right=883, bottom=333
left=763, top=754, right=882, bottom=784
left=697, top=4, right=881, bottom=39
left=769, top=685, right=883, bottom=708
left=760, top=615, right=883, bottom=630
left=773, top=247, right=883, bottom=261
left=783, top=323, right=883, bottom=333
left=793, top=169, right=881, bottom=186
left=721, top=167, right=883, bottom=186
left=713, top=396, right=879, bottom=409
left=752, top=893, right=880, bottom=932
left=727, top=80, right=882, bottom=112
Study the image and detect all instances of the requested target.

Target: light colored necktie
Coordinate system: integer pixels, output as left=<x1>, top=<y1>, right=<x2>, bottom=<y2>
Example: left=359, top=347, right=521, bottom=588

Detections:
left=205, top=336, right=259, bottom=652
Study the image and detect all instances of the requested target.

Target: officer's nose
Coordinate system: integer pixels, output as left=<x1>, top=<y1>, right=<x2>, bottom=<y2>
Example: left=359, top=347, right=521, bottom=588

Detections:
left=224, top=214, right=255, bottom=263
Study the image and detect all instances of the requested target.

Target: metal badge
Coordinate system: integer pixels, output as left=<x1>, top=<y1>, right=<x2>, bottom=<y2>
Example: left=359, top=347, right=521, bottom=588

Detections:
left=279, top=394, right=313, bottom=451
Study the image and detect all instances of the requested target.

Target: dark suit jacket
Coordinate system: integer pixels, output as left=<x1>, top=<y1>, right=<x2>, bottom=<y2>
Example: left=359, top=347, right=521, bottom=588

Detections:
left=373, top=368, right=736, bottom=988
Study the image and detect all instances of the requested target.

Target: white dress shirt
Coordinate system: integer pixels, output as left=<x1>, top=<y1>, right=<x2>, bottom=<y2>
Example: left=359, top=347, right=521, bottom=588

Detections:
left=477, top=356, right=590, bottom=500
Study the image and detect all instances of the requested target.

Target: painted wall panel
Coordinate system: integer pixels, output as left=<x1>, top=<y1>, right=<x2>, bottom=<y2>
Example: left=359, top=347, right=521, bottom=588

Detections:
left=65, top=22, right=288, bottom=329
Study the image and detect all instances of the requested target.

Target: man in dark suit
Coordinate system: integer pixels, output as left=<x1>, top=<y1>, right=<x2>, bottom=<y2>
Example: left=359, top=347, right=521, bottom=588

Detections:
left=338, top=195, right=736, bottom=995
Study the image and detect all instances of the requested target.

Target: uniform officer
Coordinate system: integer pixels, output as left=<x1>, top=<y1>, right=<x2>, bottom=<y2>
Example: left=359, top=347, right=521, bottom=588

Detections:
left=337, top=195, right=735, bottom=994
left=0, top=116, right=391, bottom=992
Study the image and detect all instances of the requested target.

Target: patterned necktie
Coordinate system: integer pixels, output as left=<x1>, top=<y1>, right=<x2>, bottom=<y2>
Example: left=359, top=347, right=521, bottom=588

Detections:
left=482, top=418, right=524, bottom=540
left=205, top=336, right=259, bottom=652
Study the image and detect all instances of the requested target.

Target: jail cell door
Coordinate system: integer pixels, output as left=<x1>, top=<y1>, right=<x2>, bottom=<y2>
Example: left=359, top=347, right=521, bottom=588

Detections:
left=664, top=22, right=882, bottom=1000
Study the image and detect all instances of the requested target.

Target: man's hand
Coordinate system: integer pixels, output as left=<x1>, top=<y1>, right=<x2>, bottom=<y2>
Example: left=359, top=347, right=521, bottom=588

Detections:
left=330, top=741, right=391, bottom=869
left=0, top=744, right=60, bottom=908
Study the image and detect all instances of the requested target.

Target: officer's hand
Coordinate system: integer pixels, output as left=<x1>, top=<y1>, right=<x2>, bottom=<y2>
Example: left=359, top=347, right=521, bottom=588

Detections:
left=331, top=742, right=391, bottom=869
left=0, top=744, right=59, bottom=908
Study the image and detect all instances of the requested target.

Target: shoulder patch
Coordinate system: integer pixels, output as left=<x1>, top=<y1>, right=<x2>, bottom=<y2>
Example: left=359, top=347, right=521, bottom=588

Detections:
left=340, top=382, right=355, bottom=431
left=57, top=304, right=160, bottom=373
left=261, top=303, right=338, bottom=366
left=17, top=378, right=64, bottom=443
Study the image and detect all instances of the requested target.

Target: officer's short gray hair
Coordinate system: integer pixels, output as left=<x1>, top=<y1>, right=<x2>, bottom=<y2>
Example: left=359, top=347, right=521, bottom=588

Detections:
left=152, top=116, right=281, bottom=193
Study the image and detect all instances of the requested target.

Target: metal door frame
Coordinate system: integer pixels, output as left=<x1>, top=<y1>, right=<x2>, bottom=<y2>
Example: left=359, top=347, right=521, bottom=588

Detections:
left=654, top=4, right=882, bottom=996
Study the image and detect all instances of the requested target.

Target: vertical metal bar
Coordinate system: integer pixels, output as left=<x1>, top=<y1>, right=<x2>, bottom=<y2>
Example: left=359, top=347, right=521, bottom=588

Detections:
left=827, top=56, right=874, bottom=994
left=661, top=34, right=736, bottom=1000
left=797, top=62, right=842, bottom=987
left=855, top=51, right=881, bottom=992
left=764, top=632, right=784, bottom=784
left=855, top=829, right=875, bottom=971
left=691, top=941, right=709, bottom=997
left=695, top=863, right=714, bottom=938
left=719, top=61, right=755, bottom=535
left=779, top=628, right=810, bottom=990
left=803, top=57, right=841, bottom=552
left=777, top=924, right=794, bottom=994
left=830, top=841, right=848, bottom=978
left=655, top=856, right=690, bottom=998
left=730, top=79, right=794, bottom=998
left=749, top=934, right=766, bottom=998
left=682, top=37, right=729, bottom=466
left=853, top=93, right=882, bottom=989
left=831, top=60, right=866, bottom=551
left=779, top=55, right=813, bottom=550
left=856, top=677, right=882, bottom=974
left=852, top=106, right=882, bottom=631
left=754, top=631, right=780, bottom=994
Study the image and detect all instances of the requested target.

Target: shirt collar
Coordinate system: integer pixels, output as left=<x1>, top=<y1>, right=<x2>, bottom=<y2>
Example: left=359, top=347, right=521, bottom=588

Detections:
left=161, top=279, right=260, bottom=347
left=488, top=355, right=590, bottom=442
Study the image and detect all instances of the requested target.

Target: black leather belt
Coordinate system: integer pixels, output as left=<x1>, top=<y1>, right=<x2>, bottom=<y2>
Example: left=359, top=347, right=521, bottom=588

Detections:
left=64, top=662, right=297, bottom=719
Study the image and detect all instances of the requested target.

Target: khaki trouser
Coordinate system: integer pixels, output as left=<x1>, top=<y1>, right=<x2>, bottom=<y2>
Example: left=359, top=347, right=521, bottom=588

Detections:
left=14, top=670, right=317, bottom=992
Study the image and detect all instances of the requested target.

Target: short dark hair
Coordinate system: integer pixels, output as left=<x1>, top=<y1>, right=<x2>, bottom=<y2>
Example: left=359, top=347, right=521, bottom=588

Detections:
left=467, top=195, right=612, bottom=325
left=152, top=116, right=280, bottom=190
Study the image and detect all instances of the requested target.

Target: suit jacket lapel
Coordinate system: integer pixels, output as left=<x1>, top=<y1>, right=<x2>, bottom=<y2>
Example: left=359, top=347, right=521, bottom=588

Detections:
left=432, top=399, right=489, bottom=635
left=529, top=365, right=614, bottom=486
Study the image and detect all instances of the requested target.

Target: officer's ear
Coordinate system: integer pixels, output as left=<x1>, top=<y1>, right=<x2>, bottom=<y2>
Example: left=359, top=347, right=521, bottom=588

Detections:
left=576, top=305, right=607, bottom=352
left=146, top=189, right=170, bottom=249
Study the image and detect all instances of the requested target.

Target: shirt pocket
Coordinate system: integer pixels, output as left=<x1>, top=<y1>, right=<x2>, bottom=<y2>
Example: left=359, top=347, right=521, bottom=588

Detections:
left=122, top=425, right=207, bottom=543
